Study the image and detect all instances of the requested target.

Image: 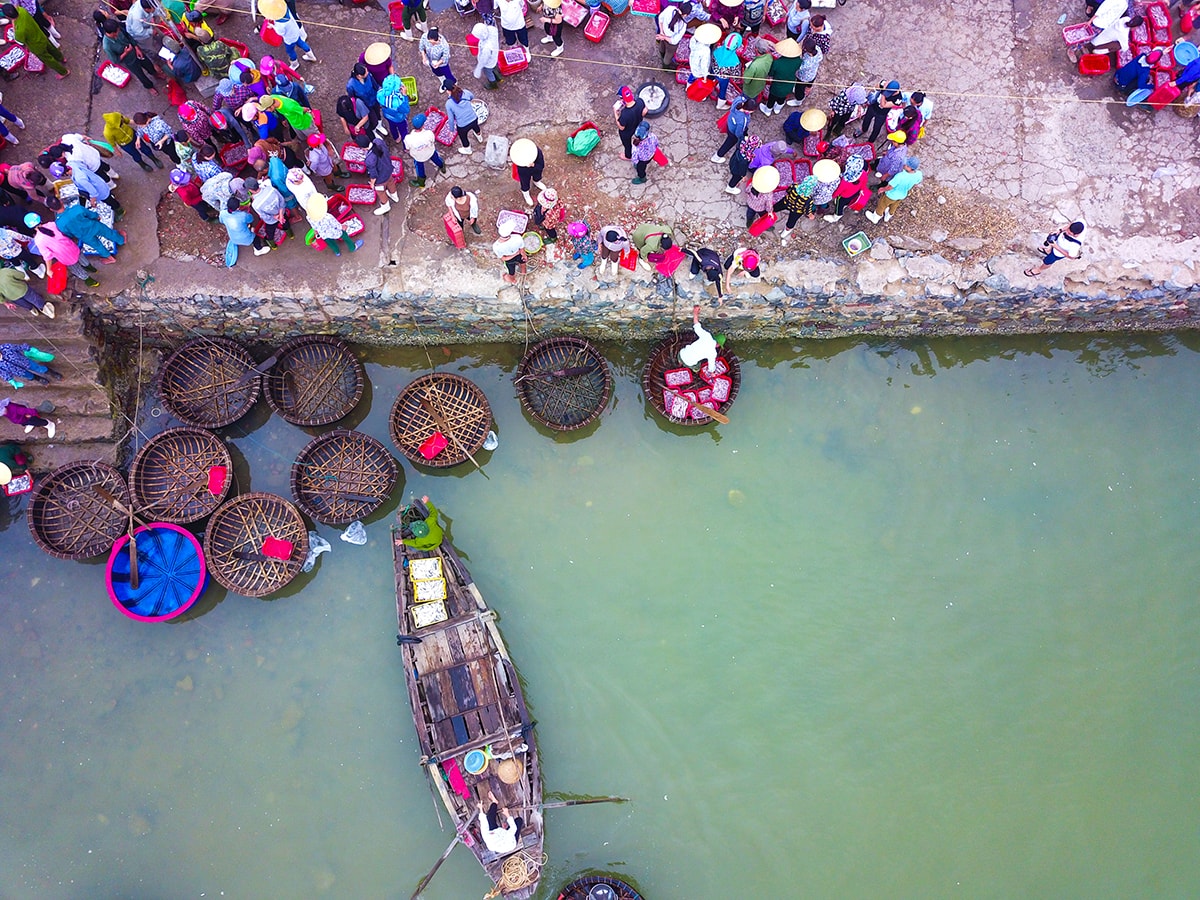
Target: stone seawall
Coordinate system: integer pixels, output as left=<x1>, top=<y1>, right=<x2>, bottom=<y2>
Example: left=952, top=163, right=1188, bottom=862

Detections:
left=87, top=246, right=1200, bottom=345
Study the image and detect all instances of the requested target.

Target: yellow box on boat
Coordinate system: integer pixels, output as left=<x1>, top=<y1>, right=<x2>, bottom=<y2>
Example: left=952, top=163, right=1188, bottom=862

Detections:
left=414, top=577, right=448, bottom=603
left=411, top=599, right=448, bottom=629
left=409, top=557, right=443, bottom=581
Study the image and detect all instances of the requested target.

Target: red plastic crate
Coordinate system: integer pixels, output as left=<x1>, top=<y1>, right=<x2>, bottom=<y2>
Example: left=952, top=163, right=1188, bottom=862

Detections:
left=96, top=59, right=131, bottom=87
left=390, top=156, right=405, bottom=180
left=664, top=367, right=693, bottom=388
left=584, top=12, right=610, bottom=42
left=709, top=375, right=732, bottom=403
left=337, top=212, right=365, bottom=237
left=219, top=141, right=248, bottom=170
left=1078, top=53, right=1111, bottom=76
left=328, top=193, right=353, bottom=219
left=631, top=0, right=658, bottom=16
left=424, top=107, right=455, bottom=146
left=562, top=0, right=588, bottom=26
left=498, top=46, right=528, bottom=75
left=699, top=357, right=729, bottom=382
left=346, top=183, right=377, bottom=205
left=341, top=141, right=368, bottom=173
left=0, top=43, right=28, bottom=73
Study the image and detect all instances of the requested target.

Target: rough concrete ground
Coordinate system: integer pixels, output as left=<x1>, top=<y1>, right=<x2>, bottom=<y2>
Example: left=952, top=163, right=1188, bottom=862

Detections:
left=1, top=0, right=1198, bottom=318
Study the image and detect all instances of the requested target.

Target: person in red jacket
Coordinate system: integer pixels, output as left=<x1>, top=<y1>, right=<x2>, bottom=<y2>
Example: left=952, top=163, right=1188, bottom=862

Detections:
left=167, top=168, right=216, bottom=221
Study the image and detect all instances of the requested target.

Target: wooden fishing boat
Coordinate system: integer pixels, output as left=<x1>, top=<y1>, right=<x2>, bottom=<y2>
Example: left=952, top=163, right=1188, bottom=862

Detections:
left=393, top=500, right=544, bottom=899
left=642, top=334, right=741, bottom=426
left=558, top=874, right=645, bottom=900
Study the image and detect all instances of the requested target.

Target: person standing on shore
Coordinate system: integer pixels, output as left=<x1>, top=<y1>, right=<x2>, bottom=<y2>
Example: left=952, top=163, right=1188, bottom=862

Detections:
left=493, top=220, right=526, bottom=284
left=654, top=2, right=688, bottom=69
left=3, top=2, right=67, bottom=78
left=497, top=0, right=529, bottom=48
left=445, top=85, right=482, bottom=155
left=403, top=113, right=445, bottom=188
left=445, top=185, right=481, bottom=235
left=613, top=86, right=646, bottom=161
left=540, top=0, right=565, bottom=58
left=1025, top=222, right=1084, bottom=278
left=0, top=397, right=55, bottom=437
left=865, top=157, right=922, bottom=224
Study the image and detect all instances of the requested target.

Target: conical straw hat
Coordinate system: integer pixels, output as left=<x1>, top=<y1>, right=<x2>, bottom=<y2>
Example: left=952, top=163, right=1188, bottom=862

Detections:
left=774, top=37, right=801, bottom=58
left=751, top=165, right=780, bottom=193
left=258, top=0, right=286, bottom=20
left=694, top=23, right=723, bottom=45
left=509, top=138, right=538, bottom=167
left=364, top=42, right=391, bottom=66
left=497, top=758, right=523, bottom=784
left=799, top=108, right=827, bottom=132
left=813, top=158, right=842, bottom=183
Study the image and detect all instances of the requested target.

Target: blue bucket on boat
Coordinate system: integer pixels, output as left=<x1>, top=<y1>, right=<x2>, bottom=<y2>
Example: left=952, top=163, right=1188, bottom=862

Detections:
left=463, top=748, right=488, bottom=774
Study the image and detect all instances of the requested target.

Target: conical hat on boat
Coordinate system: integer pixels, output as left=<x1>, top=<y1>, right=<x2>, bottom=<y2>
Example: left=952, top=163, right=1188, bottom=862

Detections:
left=497, top=758, right=523, bottom=784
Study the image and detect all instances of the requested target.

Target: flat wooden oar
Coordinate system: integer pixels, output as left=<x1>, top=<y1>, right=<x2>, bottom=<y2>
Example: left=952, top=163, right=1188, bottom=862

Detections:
left=516, top=796, right=629, bottom=812
left=233, top=352, right=279, bottom=388
left=663, top=387, right=730, bottom=424
left=94, top=485, right=145, bottom=590
left=418, top=392, right=484, bottom=474
left=409, top=835, right=460, bottom=900
left=233, top=549, right=271, bottom=563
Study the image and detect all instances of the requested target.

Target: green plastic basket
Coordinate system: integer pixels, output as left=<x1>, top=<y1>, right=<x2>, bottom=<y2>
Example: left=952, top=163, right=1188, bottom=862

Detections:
left=842, top=231, right=872, bottom=257
left=400, top=75, right=418, bottom=105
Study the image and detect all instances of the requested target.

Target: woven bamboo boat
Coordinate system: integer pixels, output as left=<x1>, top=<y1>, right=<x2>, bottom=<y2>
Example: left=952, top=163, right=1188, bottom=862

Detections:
left=389, top=373, right=492, bottom=468
left=129, top=427, right=232, bottom=524
left=557, top=874, right=645, bottom=900
left=514, top=337, right=612, bottom=432
left=263, top=335, right=365, bottom=427
left=160, top=337, right=262, bottom=429
left=26, top=462, right=132, bottom=560
left=202, top=492, right=309, bottom=597
left=290, top=430, right=398, bottom=525
left=394, top=499, right=543, bottom=899
left=642, top=334, right=741, bottom=426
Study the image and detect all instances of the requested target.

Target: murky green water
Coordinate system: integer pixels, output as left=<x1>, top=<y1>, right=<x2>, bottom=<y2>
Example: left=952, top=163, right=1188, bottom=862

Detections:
left=2, top=334, right=1198, bottom=899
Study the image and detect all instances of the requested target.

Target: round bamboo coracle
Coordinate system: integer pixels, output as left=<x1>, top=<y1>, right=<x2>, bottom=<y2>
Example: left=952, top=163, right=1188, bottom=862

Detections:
left=263, top=335, right=365, bottom=427
left=129, top=427, right=233, bottom=524
left=290, top=430, right=399, bottom=525
left=26, top=462, right=132, bottom=560
left=642, top=334, right=741, bottom=426
left=159, top=337, right=261, bottom=429
left=389, top=373, right=492, bottom=468
left=202, top=492, right=309, bottom=597
left=515, top=337, right=612, bottom=432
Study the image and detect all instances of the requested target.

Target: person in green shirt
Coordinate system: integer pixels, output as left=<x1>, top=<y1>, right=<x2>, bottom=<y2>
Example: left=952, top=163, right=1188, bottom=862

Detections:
left=403, top=495, right=444, bottom=551
left=257, top=94, right=314, bottom=138
left=0, top=440, right=31, bottom=478
left=758, top=36, right=803, bottom=117
left=3, top=3, right=67, bottom=77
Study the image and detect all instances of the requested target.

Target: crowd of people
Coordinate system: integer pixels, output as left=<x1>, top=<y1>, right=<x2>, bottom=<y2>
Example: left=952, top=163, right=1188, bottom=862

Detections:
left=0, top=0, right=944, bottom=300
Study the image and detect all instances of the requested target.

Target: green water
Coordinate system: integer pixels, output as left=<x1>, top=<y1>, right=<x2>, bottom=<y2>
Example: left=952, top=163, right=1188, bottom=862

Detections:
left=1, top=335, right=1198, bottom=899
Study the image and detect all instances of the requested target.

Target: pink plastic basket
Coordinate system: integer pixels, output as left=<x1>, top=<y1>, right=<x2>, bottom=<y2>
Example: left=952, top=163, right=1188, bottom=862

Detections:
left=341, top=142, right=367, bottom=173
left=96, top=60, right=131, bottom=87
left=346, top=184, right=377, bottom=205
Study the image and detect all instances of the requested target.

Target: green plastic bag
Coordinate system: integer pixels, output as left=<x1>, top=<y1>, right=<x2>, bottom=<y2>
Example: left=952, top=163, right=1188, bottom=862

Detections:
left=567, top=127, right=600, bottom=158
